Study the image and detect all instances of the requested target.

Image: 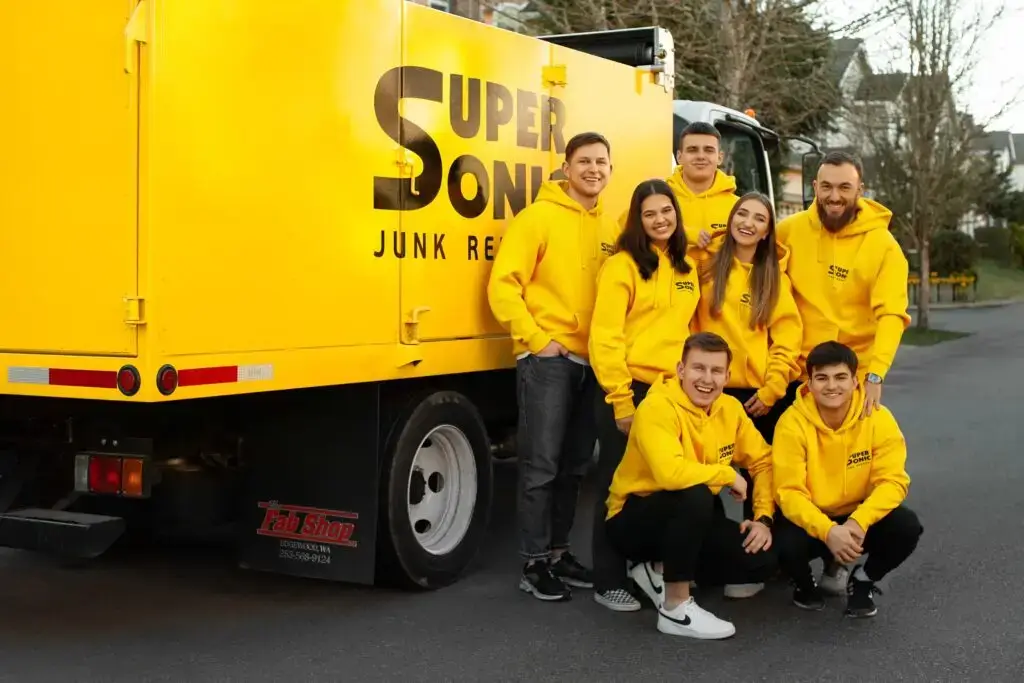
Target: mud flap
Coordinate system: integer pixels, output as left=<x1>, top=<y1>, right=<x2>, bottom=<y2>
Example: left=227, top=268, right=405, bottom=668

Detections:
left=235, top=384, right=380, bottom=584
left=0, top=508, right=125, bottom=559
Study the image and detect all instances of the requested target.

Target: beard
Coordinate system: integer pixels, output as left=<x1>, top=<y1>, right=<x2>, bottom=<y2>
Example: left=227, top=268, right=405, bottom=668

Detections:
left=816, top=198, right=859, bottom=232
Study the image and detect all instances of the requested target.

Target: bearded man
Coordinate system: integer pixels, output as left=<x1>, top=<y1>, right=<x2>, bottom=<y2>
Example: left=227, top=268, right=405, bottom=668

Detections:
left=774, top=150, right=911, bottom=597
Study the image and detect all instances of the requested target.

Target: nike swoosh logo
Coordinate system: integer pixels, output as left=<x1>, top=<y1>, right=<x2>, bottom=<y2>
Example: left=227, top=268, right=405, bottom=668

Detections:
left=660, top=611, right=692, bottom=626
left=645, top=565, right=663, bottom=594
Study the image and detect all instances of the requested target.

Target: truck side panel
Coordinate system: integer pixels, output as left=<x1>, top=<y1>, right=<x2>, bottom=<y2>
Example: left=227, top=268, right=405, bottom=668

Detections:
left=149, top=0, right=403, bottom=356
left=0, top=0, right=140, bottom=357
left=395, top=6, right=552, bottom=343
left=545, top=44, right=672, bottom=220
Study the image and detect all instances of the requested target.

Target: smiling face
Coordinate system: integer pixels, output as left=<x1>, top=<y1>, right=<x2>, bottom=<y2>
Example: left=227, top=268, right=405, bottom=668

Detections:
left=730, top=197, right=771, bottom=249
left=808, top=362, right=857, bottom=412
left=677, top=347, right=730, bottom=410
left=813, top=161, right=862, bottom=232
left=676, top=133, right=723, bottom=186
left=562, top=141, right=611, bottom=199
left=639, top=192, right=678, bottom=247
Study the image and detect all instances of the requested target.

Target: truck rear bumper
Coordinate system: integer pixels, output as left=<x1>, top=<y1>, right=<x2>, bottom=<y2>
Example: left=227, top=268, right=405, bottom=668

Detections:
left=0, top=508, right=125, bottom=559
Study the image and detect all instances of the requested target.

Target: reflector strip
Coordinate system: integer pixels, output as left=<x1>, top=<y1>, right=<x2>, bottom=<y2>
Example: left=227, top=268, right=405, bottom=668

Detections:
left=7, top=366, right=118, bottom=389
left=177, top=364, right=274, bottom=387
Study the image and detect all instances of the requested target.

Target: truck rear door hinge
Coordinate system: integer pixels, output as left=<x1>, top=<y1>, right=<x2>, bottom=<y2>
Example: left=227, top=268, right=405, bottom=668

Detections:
left=542, top=64, right=567, bottom=87
left=124, top=0, right=150, bottom=74
left=402, top=306, right=431, bottom=345
left=123, top=297, right=146, bottom=326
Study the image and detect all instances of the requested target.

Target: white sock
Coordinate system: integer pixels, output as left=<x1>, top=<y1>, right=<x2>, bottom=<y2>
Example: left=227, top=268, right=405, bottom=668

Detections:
left=852, top=565, right=871, bottom=582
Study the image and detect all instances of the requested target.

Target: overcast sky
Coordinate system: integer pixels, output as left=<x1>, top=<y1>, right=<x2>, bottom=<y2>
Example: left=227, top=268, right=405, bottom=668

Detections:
left=819, top=0, right=1024, bottom=133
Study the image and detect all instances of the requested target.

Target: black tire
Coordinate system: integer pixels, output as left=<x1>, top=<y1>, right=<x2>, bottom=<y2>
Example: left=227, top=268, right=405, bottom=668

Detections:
left=377, top=390, right=493, bottom=590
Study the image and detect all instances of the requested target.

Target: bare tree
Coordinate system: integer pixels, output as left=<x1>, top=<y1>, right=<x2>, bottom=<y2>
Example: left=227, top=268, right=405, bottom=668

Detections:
left=485, top=1, right=899, bottom=140
left=847, top=0, right=1017, bottom=329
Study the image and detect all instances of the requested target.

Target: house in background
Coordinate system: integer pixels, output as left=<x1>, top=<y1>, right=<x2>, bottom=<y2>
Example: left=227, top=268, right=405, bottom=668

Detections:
left=960, top=131, right=1024, bottom=236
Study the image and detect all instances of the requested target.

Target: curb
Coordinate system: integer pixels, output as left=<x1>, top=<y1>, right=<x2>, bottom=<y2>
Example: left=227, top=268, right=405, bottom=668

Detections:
left=908, top=299, right=1022, bottom=311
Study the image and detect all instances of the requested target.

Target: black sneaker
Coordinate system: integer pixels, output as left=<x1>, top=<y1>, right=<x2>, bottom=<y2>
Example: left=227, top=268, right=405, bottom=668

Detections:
left=792, top=579, right=825, bottom=611
left=845, top=576, right=881, bottom=618
left=551, top=551, right=594, bottom=589
left=519, top=561, right=571, bottom=601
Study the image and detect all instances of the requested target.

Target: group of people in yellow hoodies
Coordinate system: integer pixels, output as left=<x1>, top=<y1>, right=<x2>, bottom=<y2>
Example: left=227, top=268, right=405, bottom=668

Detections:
left=486, top=123, right=924, bottom=641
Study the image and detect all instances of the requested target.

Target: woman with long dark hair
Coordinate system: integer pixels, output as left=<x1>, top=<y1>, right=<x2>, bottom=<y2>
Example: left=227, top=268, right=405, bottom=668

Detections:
left=588, top=179, right=700, bottom=612
left=695, top=191, right=803, bottom=527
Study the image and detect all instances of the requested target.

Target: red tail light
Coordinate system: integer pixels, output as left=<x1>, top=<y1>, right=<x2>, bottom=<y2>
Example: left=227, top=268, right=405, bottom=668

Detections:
left=117, top=365, right=141, bottom=396
left=156, top=365, right=178, bottom=396
left=87, top=456, right=122, bottom=494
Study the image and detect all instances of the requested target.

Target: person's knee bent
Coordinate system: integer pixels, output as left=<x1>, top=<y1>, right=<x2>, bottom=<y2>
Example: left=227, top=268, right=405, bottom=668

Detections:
left=662, top=486, right=716, bottom=525
left=885, top=505, right=924, bottom=546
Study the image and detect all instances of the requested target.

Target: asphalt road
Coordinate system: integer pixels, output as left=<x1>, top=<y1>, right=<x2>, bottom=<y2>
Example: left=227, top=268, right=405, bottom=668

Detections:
left=2, top=304, right=1023, bottom=683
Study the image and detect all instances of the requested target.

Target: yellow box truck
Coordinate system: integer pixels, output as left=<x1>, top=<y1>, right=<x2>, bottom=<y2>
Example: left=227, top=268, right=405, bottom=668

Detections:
left=0, top=0, right=684, bottom=588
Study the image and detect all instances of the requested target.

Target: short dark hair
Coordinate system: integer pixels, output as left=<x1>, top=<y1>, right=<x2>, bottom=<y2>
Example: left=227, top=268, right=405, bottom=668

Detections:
left=679, top=121, right=721, bottom=150
left=565, top=132, right=610, bottom=162
left=818, top=151, right=864, bottom=181
left=682, top=332, right=733, bottom=367
left=617, top=179, right=691, bottom=280
left=805, top=341, right=859, bottom=377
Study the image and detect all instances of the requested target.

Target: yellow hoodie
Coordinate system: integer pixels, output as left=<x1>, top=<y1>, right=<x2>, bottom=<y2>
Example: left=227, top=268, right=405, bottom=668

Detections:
left=488, top=181, right=620, bottom=358
left=589, top=248, right=701, bottom=420
left=606, top=374, right=773, bottom=520
left=776, top=198, right=911, bottom=379
left=618, top=169, right=739, bottom=248
left=694, top=243, right=803, bottom=406
left=772, top=383, right=910, bottom=541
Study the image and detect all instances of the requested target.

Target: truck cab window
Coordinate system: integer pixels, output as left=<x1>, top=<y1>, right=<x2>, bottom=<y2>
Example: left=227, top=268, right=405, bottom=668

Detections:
left=716, top=123, right=768, bottom=197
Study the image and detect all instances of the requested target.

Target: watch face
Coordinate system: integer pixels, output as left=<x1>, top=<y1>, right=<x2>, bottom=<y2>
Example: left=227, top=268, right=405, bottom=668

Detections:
left=867, top=373, right=883, bottom=384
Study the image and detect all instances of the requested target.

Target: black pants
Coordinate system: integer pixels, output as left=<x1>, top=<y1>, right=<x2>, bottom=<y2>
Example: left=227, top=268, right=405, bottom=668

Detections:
left=591, top=380, right=651, bottom=593
left=774, top=506, right=923, bottom=584
left=723, top=380, right=801, bottom=520
left=606, top=486, right=777, bottom=585
left=515, top=355, right=599, bottom=561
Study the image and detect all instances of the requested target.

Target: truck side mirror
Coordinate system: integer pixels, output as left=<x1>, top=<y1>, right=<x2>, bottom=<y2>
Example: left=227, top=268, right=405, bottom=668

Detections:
left=801, top=150, right=823, bottom=210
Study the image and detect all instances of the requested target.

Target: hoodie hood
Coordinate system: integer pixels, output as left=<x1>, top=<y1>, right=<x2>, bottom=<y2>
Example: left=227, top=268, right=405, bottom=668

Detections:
left=791, top=381, right=865, bottom=434
left=667, top=167, right=738, bottom=202
left=534, top=179, right=605, bottom=215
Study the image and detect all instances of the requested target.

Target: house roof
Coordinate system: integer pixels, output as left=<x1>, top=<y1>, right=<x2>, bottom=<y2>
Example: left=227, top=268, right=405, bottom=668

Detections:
left=972, top=130, right=1014, bottom=154
left=831, top=38, right=863, bottom=83
left=855, top=72, right=908, bottom=102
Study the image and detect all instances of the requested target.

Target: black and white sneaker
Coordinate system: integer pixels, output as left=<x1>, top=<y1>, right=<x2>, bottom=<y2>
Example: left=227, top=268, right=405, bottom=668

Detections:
left=845, top=575, right=881, bottom=618
left=551, top=552, right=594, bottom=589
left=792, top=579, right=825, bottom=611
left=594, top=588, right=642, bottom=612
left=519, top=561, right=571, bottom=601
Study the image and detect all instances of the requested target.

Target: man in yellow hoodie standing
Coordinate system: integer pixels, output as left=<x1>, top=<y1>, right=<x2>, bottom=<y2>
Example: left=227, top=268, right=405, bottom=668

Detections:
left=772, top=341, right=923, bottom=618
left=776, top=151, right=912, bottom=592
left=487, top=132, right=620, bottom=602
left=604, top=332, right=777, bottom=639
left=776, top=151, right=911, bottom=416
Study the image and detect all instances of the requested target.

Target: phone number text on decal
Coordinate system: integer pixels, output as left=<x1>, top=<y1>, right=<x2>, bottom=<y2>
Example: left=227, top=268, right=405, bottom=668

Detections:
left=279, top=548, right=331, bottom=564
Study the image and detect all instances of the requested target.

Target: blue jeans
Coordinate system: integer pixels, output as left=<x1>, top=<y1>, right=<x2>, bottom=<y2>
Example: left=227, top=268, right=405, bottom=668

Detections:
left=515, top=354, right=598, bottom=562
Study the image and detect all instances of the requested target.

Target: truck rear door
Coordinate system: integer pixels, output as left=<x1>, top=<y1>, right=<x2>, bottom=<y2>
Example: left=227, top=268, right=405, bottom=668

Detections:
left=0, top=0, right=141, bottom=357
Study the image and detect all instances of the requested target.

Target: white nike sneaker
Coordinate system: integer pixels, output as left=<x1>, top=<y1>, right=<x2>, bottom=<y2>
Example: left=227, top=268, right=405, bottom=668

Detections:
left=724, top=582, right=765, bottom=599
left=629, top=561, right=665, bottom=607
left=819, top=563, right=850, bottom=596
left=657, top=597, right=736, bottom=639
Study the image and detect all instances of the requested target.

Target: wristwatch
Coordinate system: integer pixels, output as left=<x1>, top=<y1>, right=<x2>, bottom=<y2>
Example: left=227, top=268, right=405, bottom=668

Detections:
left=865, top=373, right=884, bottom=384
left=756, top=515, right=773, bottom=528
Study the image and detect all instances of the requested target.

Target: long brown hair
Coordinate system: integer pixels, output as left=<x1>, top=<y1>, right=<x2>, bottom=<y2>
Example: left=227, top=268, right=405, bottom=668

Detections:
left=617, top=179, right=690, bottom=280
left=701, top=192, right=780, bottom=329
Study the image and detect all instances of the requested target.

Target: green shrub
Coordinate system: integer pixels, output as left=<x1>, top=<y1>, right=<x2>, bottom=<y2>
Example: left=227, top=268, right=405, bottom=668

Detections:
left=974, top=226, right=1013, bottom=265
left=929, top=229, right=978, bottom=276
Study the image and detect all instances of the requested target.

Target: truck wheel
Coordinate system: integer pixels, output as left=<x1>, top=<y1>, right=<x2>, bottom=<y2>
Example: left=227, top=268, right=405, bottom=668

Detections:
left=378, top=390, right=493, bottom=590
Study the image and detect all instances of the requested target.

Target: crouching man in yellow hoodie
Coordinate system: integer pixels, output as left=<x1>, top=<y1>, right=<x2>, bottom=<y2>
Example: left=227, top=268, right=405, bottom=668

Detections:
left=604, top=332, right=777, bottom=640
left=772, top=341, right=923, bottom=618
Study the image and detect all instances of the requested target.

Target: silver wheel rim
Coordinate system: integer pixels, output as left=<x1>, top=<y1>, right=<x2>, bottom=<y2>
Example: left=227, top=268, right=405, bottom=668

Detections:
left=407, top=424, right=478, bottom=556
